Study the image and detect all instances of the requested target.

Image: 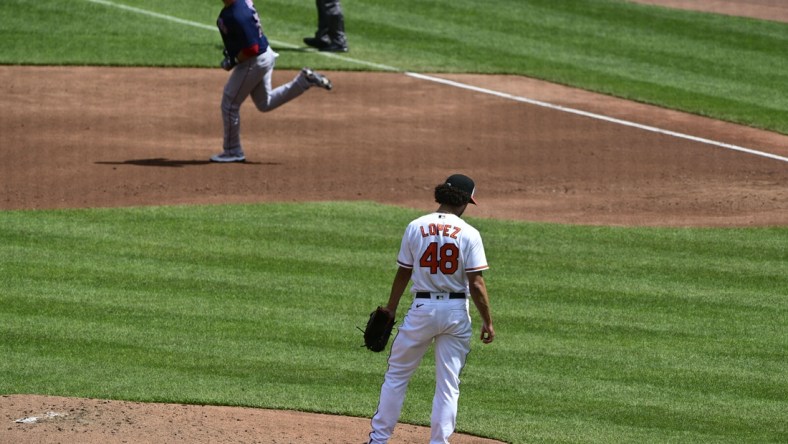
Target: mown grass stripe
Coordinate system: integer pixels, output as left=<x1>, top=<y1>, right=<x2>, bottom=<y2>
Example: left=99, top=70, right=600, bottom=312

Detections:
left=2, top=202, right=786, bottom=442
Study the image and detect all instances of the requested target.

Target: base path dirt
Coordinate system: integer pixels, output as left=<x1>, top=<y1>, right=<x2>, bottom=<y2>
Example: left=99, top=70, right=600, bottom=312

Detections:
left=1, top=66, right=785, bottom=227
left=629, top=0, right=788, bottom=23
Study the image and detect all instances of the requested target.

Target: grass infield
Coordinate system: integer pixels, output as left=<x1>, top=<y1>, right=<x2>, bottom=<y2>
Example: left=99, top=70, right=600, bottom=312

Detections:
left=1, top=203, right=786, bottom=442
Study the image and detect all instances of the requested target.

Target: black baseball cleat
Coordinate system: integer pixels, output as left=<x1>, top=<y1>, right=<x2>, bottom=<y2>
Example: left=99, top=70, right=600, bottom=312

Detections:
left=319, top=42, right=349, bottom=53
left=303, top=37, right=330, bottom=49
left=301, top=68, right=332, bottom=91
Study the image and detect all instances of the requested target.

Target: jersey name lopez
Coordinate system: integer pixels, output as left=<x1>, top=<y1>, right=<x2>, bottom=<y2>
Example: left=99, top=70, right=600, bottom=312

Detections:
left=420, top=223, right=461, bottom=239
left=397, top=213, right=488, bottom=294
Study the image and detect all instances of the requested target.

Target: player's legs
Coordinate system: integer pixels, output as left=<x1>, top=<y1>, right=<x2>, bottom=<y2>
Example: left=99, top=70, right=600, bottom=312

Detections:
left=323, top=0, right=347, bottom=50
left=430, top=305, right=472, bottom=444
left=249, top=50, right=309, bottom=112
left=220, top=59, right=265, bottom=151
left=369, top=304, right=437, bottom=443
left=316, top=0, right=329, bottom=38
left=303, top=0, right=331, bottom=48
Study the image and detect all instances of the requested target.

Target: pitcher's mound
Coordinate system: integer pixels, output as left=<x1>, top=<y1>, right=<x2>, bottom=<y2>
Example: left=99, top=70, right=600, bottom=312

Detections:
left=2, top=395, right=505, bottom=444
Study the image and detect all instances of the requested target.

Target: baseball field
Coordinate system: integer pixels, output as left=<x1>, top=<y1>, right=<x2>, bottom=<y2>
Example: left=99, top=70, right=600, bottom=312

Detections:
left=1, top=1, right=786, bottom=443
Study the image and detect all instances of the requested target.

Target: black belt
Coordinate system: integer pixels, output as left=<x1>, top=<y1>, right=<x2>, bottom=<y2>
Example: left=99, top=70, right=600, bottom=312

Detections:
left=416, top=292, right=466, bottom=299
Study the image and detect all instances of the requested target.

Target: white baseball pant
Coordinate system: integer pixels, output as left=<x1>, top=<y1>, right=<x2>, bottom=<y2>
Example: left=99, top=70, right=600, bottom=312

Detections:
left=369, top=297, right=472, bottom=444
left=221, top=47, right=311, bottom=150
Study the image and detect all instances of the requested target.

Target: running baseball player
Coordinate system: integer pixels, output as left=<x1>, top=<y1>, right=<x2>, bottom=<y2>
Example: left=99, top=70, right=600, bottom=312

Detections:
left=368, top=174, right=495, bottom=444
left=213, top=0, right=332, bottom=163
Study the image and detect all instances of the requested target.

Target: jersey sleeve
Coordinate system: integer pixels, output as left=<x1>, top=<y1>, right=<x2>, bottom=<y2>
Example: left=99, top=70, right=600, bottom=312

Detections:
left=463, top=229, right=489, bottom=272
left=396, top=224, right=415, bottom=269
left=219, top=4, right=266, bottom=60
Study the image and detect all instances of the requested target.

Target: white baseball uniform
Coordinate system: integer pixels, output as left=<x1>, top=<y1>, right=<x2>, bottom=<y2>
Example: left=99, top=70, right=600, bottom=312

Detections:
left=369, top=211, right=488, bottom=444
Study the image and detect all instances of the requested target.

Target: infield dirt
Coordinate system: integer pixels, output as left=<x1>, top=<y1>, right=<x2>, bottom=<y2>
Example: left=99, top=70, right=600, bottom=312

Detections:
left=2, top=67, right=786, bottom=226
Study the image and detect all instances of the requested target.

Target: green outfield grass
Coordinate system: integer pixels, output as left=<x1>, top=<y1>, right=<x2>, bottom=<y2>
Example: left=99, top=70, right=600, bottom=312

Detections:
left=0, top=0, right=786, bottom=133
left=1, top=203, right=787, bottom=443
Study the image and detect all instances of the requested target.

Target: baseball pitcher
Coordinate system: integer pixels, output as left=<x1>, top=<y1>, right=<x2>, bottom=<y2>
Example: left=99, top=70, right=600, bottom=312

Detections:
left=367, top=174, right=495, bottom=444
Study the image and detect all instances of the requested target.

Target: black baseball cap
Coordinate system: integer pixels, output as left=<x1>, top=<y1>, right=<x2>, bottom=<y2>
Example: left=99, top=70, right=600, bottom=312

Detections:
left=444, top=174, right=477, bottom=205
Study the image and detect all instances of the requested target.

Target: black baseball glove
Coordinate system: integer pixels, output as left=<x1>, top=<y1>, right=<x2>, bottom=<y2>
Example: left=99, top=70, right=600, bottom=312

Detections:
left=220, top=57, right=236, bottom=71
left=362, top=307, right=395, bottom=352
left=220, top=49, right=237, bottom=71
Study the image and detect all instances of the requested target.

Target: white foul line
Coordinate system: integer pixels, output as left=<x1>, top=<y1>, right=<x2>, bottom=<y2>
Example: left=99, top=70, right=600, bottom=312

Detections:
left=86, top=0, right=787, bottom=163
left=87, top=0, right=215, bottom=31
left=406, top=73, right=788, bottom=163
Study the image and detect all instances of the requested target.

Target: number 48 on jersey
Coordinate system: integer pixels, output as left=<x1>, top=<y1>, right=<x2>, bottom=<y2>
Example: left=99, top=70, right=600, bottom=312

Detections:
left=420, top=242, right=459, bottom=274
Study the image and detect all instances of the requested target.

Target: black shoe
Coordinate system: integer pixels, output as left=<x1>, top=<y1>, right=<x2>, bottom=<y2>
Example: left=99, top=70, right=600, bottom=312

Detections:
left=303, top=37, right=330, bottom=49
left=319, top=42, right=348, bottom=53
